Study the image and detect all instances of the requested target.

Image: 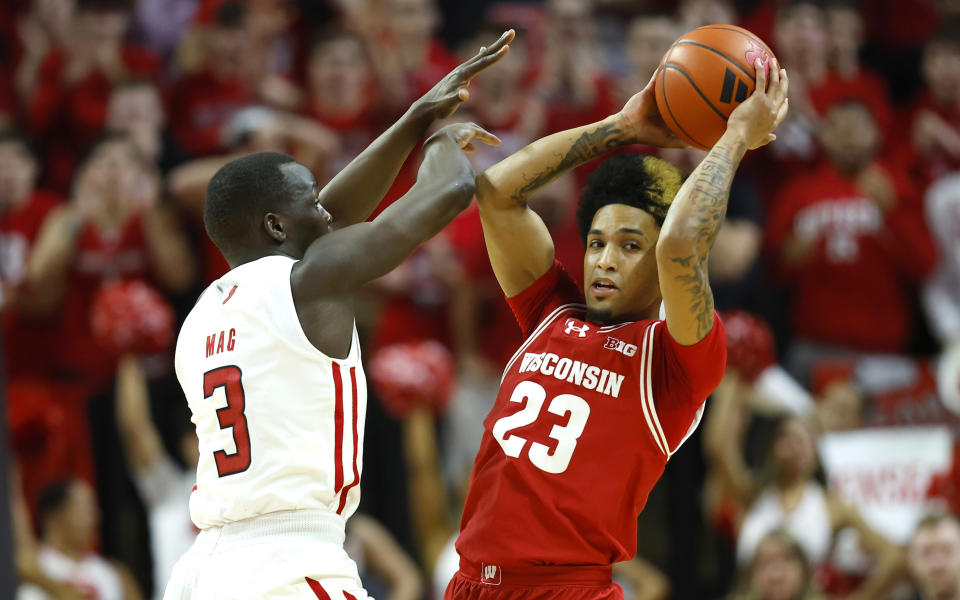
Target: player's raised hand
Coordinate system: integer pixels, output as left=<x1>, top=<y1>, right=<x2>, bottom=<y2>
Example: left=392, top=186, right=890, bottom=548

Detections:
left=726, top=58, right=789, bottom=150
left=426, top=122, right=502, bottom=153
left=618, top=72, right=688, bottom=149
left=414, top=29, right=515, bottom=120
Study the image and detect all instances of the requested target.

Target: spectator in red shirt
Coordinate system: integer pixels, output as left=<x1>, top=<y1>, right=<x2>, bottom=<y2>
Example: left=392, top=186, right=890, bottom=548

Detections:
left=620, top=14, right=682, bottom=110
left=304, top=29, right=385, bottom=176
left=0, top=132, right=95, bottom=528
left=766, top=101, right=937, bottom=382
left=0, top=131, right=62, bottom=381
left=896, top=20, right=960, bottom=190
left=11, top=0, right=75, bottom=106
left=815, top=0, right=893, bottom=139
left=744, top=1, right=827, bottom=201
left=105, top=79, right=186, bottom=173
left=27, top=0, right=160, bottom=190
left=538, top=0, right=619, bottom=137
left=169, top=1, right=256, bottom=157
left=27, top=134, right=194, bottom=389
left=365, top=0, right=459, bottom=109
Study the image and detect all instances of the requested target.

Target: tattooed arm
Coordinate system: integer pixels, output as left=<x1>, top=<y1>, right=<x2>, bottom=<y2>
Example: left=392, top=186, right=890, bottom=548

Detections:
left=657, top=59, right=789, bottom=345
left=477, top=75, right=683, bottom=297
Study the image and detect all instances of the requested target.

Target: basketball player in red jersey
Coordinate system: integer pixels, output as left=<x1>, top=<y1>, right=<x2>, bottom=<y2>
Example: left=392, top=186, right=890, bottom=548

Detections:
left=446, top=60, right=789, bottom=599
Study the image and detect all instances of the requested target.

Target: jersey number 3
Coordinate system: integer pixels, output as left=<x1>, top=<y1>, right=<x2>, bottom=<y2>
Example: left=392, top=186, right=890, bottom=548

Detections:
left=492, top=380, right=590, bottom=474
left=204, top=366, right=251, bottom=477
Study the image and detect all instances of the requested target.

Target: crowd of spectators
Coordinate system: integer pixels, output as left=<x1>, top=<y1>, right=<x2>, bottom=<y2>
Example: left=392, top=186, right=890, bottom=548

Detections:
left=2, top=0, right=960, bottom=598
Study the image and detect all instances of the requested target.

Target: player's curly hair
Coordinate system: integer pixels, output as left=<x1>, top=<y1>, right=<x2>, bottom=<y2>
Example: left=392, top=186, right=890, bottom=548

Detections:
left=576, top=153, right=684, bottom=243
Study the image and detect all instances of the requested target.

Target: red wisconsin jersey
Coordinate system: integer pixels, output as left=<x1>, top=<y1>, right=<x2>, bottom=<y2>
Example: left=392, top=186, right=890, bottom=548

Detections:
left=456, top=262, right=726, bottom=568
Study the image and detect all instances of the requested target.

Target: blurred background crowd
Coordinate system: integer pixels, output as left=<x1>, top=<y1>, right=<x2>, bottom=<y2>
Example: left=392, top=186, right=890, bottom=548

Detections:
left=2, top=0, right=960, bottom=598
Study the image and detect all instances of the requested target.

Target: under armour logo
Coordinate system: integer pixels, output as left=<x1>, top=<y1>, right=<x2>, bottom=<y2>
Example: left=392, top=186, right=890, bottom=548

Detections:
left=481, top=563, right=501, bottom=585
left=564, top=319, right=590, bottom=338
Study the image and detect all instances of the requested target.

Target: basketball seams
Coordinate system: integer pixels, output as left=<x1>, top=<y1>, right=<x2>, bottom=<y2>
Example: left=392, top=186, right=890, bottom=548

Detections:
left=658, top=45, right=708, bottom=150
left=661, top=64, right=728, bottom=122
left=697, top=25, right=774, bottom=54
left=673, top=40, right=754, bottom=80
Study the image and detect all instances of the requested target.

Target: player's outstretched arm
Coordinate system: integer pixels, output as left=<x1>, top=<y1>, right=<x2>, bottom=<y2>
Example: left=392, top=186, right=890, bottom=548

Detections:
left=292, top=123, right=498, bottom=298
left=656, top=60, right=788, bottom=345
left=317, top=30, right=513, bottom=228
left=476, top=74, right=684, bottom=297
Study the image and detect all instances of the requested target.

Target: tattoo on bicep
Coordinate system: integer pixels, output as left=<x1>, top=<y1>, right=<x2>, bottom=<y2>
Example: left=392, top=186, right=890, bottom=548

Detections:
left=511, top=122, right=623, bottom=204
left=670, top=254, right=715, bottom=338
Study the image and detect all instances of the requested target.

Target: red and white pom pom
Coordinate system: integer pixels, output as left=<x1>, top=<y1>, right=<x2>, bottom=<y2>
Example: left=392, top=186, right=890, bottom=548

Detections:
left=370, top=340, right=456, bottom=419
left=90, top=279, right=176, bottom=357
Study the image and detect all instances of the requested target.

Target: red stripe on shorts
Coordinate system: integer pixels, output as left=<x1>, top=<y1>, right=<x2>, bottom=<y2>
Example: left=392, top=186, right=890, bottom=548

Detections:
left=343, top=592, right=358, bottom=600
left=338, top=367, right=361, bottom=514
left=332, top=363, right=344, bottom=493
left=305, top=577, right=331, bottom=599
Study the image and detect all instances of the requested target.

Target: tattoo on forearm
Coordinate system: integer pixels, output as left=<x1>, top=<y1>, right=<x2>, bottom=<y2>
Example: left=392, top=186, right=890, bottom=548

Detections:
left=670, top=254, right=715, bottom=338
left=687, top=141, right=745, bottom=253
left=511, top=122, right=623, bottom=204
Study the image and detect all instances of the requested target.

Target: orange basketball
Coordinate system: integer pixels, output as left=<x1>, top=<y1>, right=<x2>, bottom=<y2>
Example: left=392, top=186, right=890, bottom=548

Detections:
left=655, top=25, right=776, bottom=150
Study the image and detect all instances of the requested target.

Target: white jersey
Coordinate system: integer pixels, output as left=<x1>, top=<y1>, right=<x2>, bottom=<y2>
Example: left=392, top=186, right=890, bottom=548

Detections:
left=175, top=255, right=366, bottom=530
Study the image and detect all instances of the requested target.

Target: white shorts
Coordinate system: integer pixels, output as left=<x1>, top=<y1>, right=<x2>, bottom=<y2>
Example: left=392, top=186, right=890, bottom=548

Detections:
left=163, top=509, right=372, bottom=600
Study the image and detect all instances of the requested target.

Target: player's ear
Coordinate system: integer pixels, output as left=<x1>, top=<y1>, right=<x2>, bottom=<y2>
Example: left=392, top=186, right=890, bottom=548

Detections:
left=264, top=213, right=286, bottom=243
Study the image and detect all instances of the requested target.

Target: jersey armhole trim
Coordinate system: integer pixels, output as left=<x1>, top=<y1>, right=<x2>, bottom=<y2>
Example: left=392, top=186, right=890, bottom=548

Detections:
left=500, top=303, right=586, bottom=383
left=640, top=321, right=707, bottom=459
left=639, top=322, right=670, bottom=457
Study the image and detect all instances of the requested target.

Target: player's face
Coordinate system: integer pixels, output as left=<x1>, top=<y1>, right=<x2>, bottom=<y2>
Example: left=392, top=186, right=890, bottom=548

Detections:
left=278, top=162, right=332, bottom=257
left=750, top=537, right=807, bottom=600
left=583, top=204, right=661, bottom=324
left=910, top=522, right=960, bottom=597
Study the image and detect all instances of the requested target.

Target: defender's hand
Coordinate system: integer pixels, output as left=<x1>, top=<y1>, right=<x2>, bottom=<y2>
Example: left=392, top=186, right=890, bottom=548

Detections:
left=413, top=29, right=515, bottom=121
left=618, top=72, right=687, bottom=149
left=726, top=58, right=789, bottom=150
left=425, top=122, right=502, bottom=153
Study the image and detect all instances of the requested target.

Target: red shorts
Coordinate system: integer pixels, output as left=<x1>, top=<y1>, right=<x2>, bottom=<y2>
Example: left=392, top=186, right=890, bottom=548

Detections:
left=444, top=561, right=623, bottom=600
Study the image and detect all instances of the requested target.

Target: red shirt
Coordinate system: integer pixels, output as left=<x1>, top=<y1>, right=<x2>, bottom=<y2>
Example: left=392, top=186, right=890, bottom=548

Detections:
left=0, top=190, right=62, bottom=379
left=55, top=214, right=156, bottom=386
left=892, top=90, right=960, bottom=191
left=27, top=45, right=160, bottom=189
left=170, top=67, right=255, bottom=156
left=456, top=262, right=726, bottom=568
left=809, top=69, right=893, bottom=141
left=766, top=163, right=937, bottom=352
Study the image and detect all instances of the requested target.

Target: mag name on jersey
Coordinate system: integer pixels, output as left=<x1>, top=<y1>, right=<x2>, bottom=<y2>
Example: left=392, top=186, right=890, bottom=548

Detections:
left=205, top=328, right=237, bottom=357
left=516, top=352, right=626, bottom=398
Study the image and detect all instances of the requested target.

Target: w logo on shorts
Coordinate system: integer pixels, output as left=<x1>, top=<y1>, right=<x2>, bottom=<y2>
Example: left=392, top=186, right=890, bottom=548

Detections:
left=480, top=563, right=501, bottom=585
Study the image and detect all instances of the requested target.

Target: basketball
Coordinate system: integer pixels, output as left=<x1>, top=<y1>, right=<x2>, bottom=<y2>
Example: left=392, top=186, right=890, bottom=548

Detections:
left=655, top=25, right=776, bottom=150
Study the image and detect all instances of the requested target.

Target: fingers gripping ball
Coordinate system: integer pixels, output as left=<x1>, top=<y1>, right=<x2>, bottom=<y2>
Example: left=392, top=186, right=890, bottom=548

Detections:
left=370, top=341, right=456, bottom=419
left=721, top=310, right=775, bottom=382
left=655, top=25, right=776, bottom=150
left=90, top=280, right=176, bottom=356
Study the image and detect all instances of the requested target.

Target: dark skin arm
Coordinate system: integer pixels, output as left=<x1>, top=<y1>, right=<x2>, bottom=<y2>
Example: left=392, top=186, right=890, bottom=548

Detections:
left=291, top=123, right=500, bottom=359
left=320, top=30, right=514, bottom=228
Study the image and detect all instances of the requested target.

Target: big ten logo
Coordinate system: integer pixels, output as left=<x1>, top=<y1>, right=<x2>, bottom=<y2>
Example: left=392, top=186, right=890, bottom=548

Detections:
left=564, top=319, right=590, bottom=338
left=604, top=336, right=637, bottom=357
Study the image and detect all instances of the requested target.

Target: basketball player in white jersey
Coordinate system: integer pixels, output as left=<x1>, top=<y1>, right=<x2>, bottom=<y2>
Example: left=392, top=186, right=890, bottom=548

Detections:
left=164, top=31, right=514, bottom=600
